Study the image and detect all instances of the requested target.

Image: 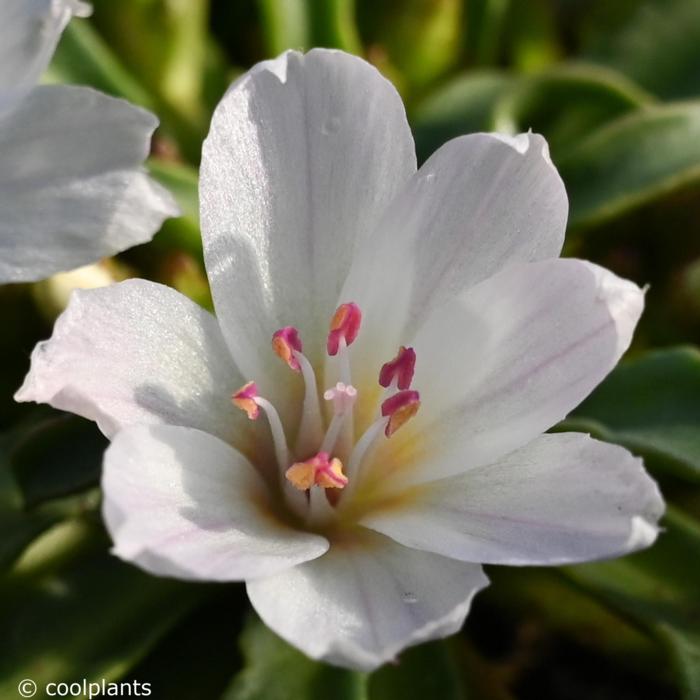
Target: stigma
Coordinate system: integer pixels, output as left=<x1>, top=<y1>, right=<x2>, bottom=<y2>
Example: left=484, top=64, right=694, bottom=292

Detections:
left=230, top=303, right=423, bottom=517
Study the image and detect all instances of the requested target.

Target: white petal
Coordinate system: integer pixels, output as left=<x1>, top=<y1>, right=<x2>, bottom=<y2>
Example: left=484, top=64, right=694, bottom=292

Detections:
left=363, top=433, right=664, bottom=566
left=0, top=0, right=90, bottom=113
left=339, top=132, right=568, bottom=388
left=103, top=425, right=328, bottom=581
left=16, top=279, right=248, bottom=445
left=0, top=85, right=178, bottom=283
left=200, top=49, right=416, bottom=395
left=372, top=258, right=643, bottom=486
left=247, top=532, right=488, bottom=671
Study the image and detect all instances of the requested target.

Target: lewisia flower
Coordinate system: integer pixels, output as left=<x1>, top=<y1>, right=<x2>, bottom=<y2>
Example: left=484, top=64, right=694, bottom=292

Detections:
left=0, top=0, right=177, bottom=283
left=17, top=50, right=663, bottom=670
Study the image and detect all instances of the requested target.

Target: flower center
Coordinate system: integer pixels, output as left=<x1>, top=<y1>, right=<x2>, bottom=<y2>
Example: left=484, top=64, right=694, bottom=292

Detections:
left=231, top=303, right=420, bottom=525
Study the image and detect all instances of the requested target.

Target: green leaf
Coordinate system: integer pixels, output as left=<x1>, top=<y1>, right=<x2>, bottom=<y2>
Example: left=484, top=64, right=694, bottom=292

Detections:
left=484, top=567, right=661, bottom=664
left=1, top=412, right=106, bottom=569
left=368, top=641, right=465, bottom=700
left=309, top=0, right=362, bottom=54
left=123, top=588, right=250, bottom=700
left=0, top=464, right=55, bottom=570
left=563, top=508, right=700, bottom=699
left=149, top=160, right=199, bottom=224
left=47, top=19, right=155, bottom=110
left=585, top=0, right=700, bottom=101
left=558, top=102, right=700, bottom=230
left=492, top=63, right=653, bottom=160
left=257, top=0, right=310, bottom=54
left=465, top=0, right=511, bottom=67
left=560, top=346, right=700, bottom=482
left=6, top=413, right=107, bottom=507
left=0, top=519, right=207, bottom=697
left=358, top=0, right=462, bottom=92
left=47, top=14, right=204, bottom=161
left=148, top=159, right=203, bottom=259
left=0, top=286, right=50, bottom=427
left=89, top=0, right=209, bottom=126
left=411, top=71, right=511, bottom=163
left=224, top=615, right=368, bottom=700
left=502, top=0, right=561, bottom=73
left=225, top=618, right=504, bottom=700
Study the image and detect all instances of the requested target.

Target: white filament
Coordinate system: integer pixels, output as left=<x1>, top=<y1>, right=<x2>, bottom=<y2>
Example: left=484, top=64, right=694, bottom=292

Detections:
left=321, top=383, right=357, bottom=454
left=342, top=416, right=389, bottom=498
left=307, top=485, right=335, bottom=527
left=254, top=397, right=291, bottom=473
left=334, top=339, right=355, bottom=455
left=294, top=351, right=324, bottom=457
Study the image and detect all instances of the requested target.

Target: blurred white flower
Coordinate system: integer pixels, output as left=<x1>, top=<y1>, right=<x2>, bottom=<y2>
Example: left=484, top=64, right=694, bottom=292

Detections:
left=0, top=0, right=178, bottom=283
left=32, top=260, right=117, bottom=319
left=17, top=49, right=664, bottom=671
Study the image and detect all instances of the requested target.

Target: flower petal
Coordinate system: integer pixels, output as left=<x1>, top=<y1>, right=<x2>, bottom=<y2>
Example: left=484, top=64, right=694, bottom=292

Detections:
left=0, top=85, right=178, bottom=283
left=371, top=258, right=643, bottom=486
left=247, top=531, right=488, bottom=671
left=200, top=49, right=416, bottom=393
left=16, top=279, right=247, bottom=445
left=0, top=0, right=90, bottom=113
left=103, top=425, right=329, bottom=581
left=363, top=433, right=663, bottom=566
left=340, top=132, right=568, bottom=388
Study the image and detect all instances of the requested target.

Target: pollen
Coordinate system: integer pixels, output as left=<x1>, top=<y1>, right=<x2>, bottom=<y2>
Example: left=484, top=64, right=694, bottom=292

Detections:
left=272, top=326, right=303, bottom=371
left=327, top=302, right=362, bottom=356
left=382, top=390, right=421, bottom=437
left=285, top=451, right=349, bottom=491
left=232, top=381, right=260, bottom=420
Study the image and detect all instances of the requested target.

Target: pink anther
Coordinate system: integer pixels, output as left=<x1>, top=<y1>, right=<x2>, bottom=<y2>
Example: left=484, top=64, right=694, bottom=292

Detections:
left=286, top=451, right=348, bottom=491
left=379, top=346, right=416, bottom=390
left=272, top=326, right=303, bottom=371
left=381, top=390, right=421, bottom=437
left=232, top=381, right=260, bottom=420
left=327, top=302, right=362, bottom=356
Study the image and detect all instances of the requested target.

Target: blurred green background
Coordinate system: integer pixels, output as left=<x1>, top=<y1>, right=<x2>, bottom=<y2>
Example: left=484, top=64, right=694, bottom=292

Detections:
left=2, top=1, right=700, bottom=698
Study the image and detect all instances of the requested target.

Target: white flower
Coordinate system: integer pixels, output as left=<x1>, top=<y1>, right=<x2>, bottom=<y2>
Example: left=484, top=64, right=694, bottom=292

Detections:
left=16, top=49, right=664, bottom=671
left=0, top=0, right=178, bottom=283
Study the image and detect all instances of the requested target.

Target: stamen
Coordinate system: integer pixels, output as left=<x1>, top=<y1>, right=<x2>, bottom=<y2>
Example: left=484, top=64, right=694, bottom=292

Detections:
left=381, top=390, right=421, bottom=437
left=379, top=346, right=416, bottom=390
left=285, top=461, right=315, bottom=490
left=231, top=381, right=260, bottom=420
left=308, top=484, right=336, bottom=525
left=320, top=383, right=357, bottom=454
left=327, top=302, right=361, bottom=356
left=271, top=326, right=324, bottom=457
left=254, top=396, right=292, bottom=474
left=294, top=351, right=325, bottom=456
left=285, top=452, right=348, bottom=491
left=337, top=337, right=352, bottom=387
left=317, top=456, right=348, bottom=489
left=232, top=381, right=290, bottom=473
left=344, top=415, right=388, bottom=488
left=343, top=390, right=421, bottom=496
left=272, top=326, right=303, bottom=372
